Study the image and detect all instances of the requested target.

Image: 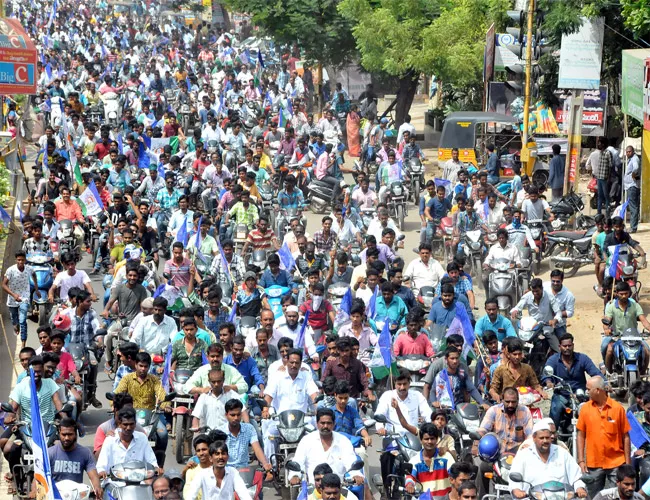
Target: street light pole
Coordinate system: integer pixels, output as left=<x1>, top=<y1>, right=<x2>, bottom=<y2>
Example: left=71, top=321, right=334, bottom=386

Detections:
left=522, top=0, right=535, bottom=145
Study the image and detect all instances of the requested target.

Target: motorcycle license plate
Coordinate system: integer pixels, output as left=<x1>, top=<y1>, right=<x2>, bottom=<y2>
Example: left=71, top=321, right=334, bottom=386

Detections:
left=23, top=453, right=34, bottom=461
left=462, top=434, right=471, bottom=440
left=149, top=440, right=156, bottom=447
left=495, top=485, right=510, bottom=492
left=524, top=342, right=533, bottom=348
left=174, top=397, right=193, bottom=404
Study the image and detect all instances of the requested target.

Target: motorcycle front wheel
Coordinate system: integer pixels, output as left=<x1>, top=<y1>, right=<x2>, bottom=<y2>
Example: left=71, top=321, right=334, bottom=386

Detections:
left=396, top=205, right=404, bottom=231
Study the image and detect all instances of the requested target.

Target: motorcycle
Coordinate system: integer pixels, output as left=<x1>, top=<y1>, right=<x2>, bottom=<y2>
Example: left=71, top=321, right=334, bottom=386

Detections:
left=57, top=480, right=92, bottom=500
left=603, top=319, right=647, bottom=399
left=270, top=409, right=314, bottom=492
left=548, top=226, right=596, bottom=278
left=359, top=207, right=377, bottom=232
left=286, top=459, right=365, bottom=500
left=610, top=244, right=642, bottom=300
left=232, top=222, right=250, bottom=254
left=470, top=431, right=514, bottom=500
left=275, top=206, right=304, bottom=242
left=105, top=316, right=129, bottom=379
left=428, top=217, right=453, bottom=263
left=100, top=92, right=121, bottom=129
left=327, top=283, right=349, bottom=310
left=395, top=355, right=429, bottom=393
left=372, top=414, right=422, bottom=500
left=385, top=181, right=408, bottom=230
left=542, top=366, right=588, bottom=460
left=516, top=316, right=553, bottom=378
left=487, top=257, right=519, bottom=316
left=549, top=191, right=594, bottom=231
left=527, top=219, right=547, bottom=275
left=308, top=178, right=346, bottom=214
left=101, top=460, right=157, bottom=500
left=249, top=249, right=268, bottom=271
left=406, top=158, right=425, bottom=204
left=416, top=286, right=435, bottom=313
left=57, top=219, right=81, bottom=262
left=509, top=472, right=589, bottom=500
left=27, top=252, right=54, bottom=327
left=258, top=183, right=276, bottom=229
left=460, top=229, right=485, bottom=285
left=238, top=466, right=265, bottom=500
left=446, top=403, right=482, bottom=462
left=170, top=369, right=195, bottom=464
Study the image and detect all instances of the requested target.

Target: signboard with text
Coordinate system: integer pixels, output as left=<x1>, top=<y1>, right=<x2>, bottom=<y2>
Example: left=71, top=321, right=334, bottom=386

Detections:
left=558, top=17, right=604, bottom=90
left=0, top=19, right=37, bottom=95
left=622, top=48, right=650, bottom=121
left=554, top=86, right=608, bottom=137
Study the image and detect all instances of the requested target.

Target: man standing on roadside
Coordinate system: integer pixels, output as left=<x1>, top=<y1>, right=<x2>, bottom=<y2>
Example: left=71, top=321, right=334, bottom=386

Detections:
left=623, top=145, right=641, bottom=233
left=548, top=144, right=565, bottom=202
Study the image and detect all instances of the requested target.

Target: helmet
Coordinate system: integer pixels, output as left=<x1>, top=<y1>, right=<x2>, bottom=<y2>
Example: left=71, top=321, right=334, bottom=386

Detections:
left=123, top=244, right=136, bottom=260
left=53, top=312, right=72, bottom=332
left=128, top=247, right=142, bottom=261
left=478, top=432, right=500, bottom=463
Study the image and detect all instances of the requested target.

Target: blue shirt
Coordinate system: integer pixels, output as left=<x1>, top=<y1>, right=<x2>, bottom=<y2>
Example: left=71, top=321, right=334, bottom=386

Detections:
left=259, top=269, right=294, bottom=289
left=426, top=197, right=452, bottom=219
left=474, top=314, right=517, bottom=341
left=223, top=355, right=265, bottom=389
left=428, top=299, right=459, bottom=327
left=220, top=422, right=258, bottom=468
left=548, top=155, right=565, bottom=189
left=486, top=152, right=499, bottom=176
left=374, top=295, right=408, bottom=328
left=542, top=352, right=601, bottom=393
left=333, top=403, right=364, bottom=436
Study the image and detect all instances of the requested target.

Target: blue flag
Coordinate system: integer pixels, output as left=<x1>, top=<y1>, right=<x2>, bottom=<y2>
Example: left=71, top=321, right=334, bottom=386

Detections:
left=229, top=301, right=238, bottom=323
left=434, top=177, right=452, bottom=196
left=29, top=368, right=62, bottom=500
left=258, top=51, right=265, bottom=68
left=175, top=216, right=189, bottom=246
left=158, top=163, right=166, bottom=180
left=287, top=98, right=293, bottom=118
left=483, top=197, right=490, bottom=221
left=161, top=343, right=173, bottom=392
left=297, top=480, right=309, bottom=500
left=0, top=205, right=12, bottom=225
left=201, top=351, right=209, bottom=366
left=378, top=317, right=392, bottom=368
left=87, top=180, right=104, bottom=210
left=117, top=133, right=124, bottom=154
left=439, top=369, right=456, bottom=410
left=296, top=311, right=310, bottom=349
left=216, top=239, right=232, bottom=282
left=333, top=287, right=353, bottom=331
left=278, top=242, right=295, bottom=271
left=45, top=63, right=52, bottom=79
left=279, top=109, right=284, bottom=128
left=153, top=283, right=167, bottom=298
left=366, top=285, right=378, bottom=319
left=615, top=199, right=629, bottom=220
left=608, top=244, right=621, bottom=280
left=446, top=303, right=476, bottom=359
left=138, top=140, right=150, bottom=169
left=627, top=410, right=650, bottom=449
left=419, top=490, right=432, bottom=500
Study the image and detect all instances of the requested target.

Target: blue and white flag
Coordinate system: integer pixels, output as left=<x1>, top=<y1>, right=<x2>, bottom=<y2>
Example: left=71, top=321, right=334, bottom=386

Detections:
left=29, top=368, right=62, bottom=500
left=366, top=285, right=378, bottom=319
left=117, top=134, right=124, bottom=154
left=378, top=317, right=392, bottom=368
left=216, top=239, right=232, bottom=282
left=161, top=343, right=173, bottom=392
left=229, top=301, right=238, bottom=323
left=278, top=242, right=295, bottom=271
left=627, top=409, right=650, bottom=449
left=257, top=51, right=265, bottom=69
left=296, top=480, right=309, bottom=500
left=446, top=304, right=476, bottom=359
left=138, top=140, right=150, bottom=169
left=295, top=311, right=310, bottom=349
left=333, top=287, right=353, bottom=331
left=77, top=180, right=104, bottom=216
left=0, top=205, right=12, bottom=225
left=614, top=199, right=629, bottom=220
left=47, top=0, right=57, bottom=30
left=608, top=244, right=621, bottom=280
left=434, top=177, right=451, bottom=196
left=175, top=216, right=189, bottom=246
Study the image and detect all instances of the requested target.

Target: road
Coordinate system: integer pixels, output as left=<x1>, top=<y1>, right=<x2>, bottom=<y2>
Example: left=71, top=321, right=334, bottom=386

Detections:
left=1, top=157, right=649, bottom=499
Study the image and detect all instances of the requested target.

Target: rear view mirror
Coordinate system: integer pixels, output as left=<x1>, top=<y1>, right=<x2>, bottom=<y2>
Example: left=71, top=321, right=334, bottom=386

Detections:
left=285, top=461, right=302, bottom=472
left=349, top=460, right=364, bottom=471
left=1, top=402, right=14, bottom=413
left=105, top=392, right=115, bottom=401
left=509, top=472, right=524, bottom=483
left=469, top=431, right=482, bottom=441
left=374, top=414, right=388, bottom=424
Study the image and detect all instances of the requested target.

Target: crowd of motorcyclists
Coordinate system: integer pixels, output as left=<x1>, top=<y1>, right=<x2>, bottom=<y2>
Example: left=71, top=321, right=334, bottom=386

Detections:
left=3, top=0, right=650, bottom=499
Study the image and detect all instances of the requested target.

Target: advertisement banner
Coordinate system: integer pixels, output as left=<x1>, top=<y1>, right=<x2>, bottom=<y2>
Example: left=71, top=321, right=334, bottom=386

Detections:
left=621, top=49, right=650, bottom=121
left=494, top=33, right=522, bottom=72
left=564, top=93, right=584, bottom=192
left=554, top=86, right=608, bottom=137
left=558, top=17, right=604, bottom=90
left=0, top=19, right=38, bottom=95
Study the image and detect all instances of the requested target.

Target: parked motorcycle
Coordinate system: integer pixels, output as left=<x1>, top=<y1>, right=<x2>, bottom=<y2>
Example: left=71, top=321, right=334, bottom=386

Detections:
left=549, top=191, right=594, bottom=231
left=548, top=226, right=596, bottom=278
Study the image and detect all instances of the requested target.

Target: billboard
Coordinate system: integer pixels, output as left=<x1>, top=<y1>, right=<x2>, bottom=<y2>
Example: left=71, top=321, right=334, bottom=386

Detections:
left=554, top=86, right=608, bottom=137
left=558, top=17, right=604, bottom=90
left=622, top=48, right=650, bottom=121
left=0, top=19, right=37, bottom=95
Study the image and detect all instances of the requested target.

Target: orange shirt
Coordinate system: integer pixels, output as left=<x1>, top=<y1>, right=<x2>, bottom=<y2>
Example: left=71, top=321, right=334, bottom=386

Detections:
left=55, top=199, right=84, bottom=222
left=576, top=396, right=629, bottom=469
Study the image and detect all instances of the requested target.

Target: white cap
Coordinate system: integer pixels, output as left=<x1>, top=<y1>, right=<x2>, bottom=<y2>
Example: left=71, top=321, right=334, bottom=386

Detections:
left=286, top=305, right=299, bottom=313
left=532, top=420, right=551, bottom=434
left=541, top=417, right=555, bottom=429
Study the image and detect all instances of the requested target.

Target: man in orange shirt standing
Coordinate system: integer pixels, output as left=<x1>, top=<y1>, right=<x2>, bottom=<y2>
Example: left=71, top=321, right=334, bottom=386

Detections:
left=576, top=375, right=631, bottom=498
left=54, top=186, right=85, bottom=250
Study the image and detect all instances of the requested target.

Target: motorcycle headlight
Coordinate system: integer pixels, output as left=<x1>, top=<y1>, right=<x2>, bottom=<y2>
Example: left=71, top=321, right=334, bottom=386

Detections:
left=410, top=164, right=421, bottom=173
left=623, top=265, right=634, bottom=275
left=470, top=242, right=481, bottom=250
left=392, top=186, right=403, bottom=196
left=551, top=220, right=563, bottom=229
left=518, top=329, right=535, bottom=342
left=278, top=427, right=303, bottom=443
left=531, top=229, right=541, bottom=239
left=74, top=359, right=83, bottom=371
left=247, top=486, right=258, bottom=498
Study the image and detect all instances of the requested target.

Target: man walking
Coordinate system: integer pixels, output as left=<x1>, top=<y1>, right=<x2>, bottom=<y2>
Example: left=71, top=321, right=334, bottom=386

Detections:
left=548, top=144, right=565, bottom=202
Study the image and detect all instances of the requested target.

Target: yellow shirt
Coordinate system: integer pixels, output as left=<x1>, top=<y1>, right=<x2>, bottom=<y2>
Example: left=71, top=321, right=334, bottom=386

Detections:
left=183, top=464, right=209, bottom=500
left=259, top=153, right=272, bottom=171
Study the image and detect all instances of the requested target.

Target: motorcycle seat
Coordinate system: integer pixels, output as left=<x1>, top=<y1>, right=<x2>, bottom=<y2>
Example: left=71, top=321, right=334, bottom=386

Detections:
left=548, top=230, right=586, bottom=241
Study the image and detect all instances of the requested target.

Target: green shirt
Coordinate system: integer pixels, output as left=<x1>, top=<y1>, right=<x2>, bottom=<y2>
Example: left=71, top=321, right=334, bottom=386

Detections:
left=171, top=338, right=208, bottom=372
left=604, top=298, right=644, bottom=335
left=172, top=327, right=216, bottom=345
left=188, top=234, right=218, bottom=257
left=252, top=168, right=270, bottom=188
left=9, top=377, right=59, bottom=424
left=228, top=202, right=259, bottom=229
left=182, top=363, right=248, bottom=394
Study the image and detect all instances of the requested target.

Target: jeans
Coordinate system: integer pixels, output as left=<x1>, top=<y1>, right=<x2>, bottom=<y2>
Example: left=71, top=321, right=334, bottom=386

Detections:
left=597, top=178, right=610, bottom=214
left=487, top=174, right=499, bottom=185
left=9, top=302, right=29, bottom=341
left=550, top=392, right=569, bottom=428
left=628, top=186, right=640, bottom=231
left=156, top=417, right=169, bottom=467
left=586, top=467, right=617, bottom=499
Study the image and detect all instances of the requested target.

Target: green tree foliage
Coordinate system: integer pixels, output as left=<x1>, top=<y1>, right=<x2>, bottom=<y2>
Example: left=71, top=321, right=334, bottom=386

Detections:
left=222, top=0, right=356, bottom=66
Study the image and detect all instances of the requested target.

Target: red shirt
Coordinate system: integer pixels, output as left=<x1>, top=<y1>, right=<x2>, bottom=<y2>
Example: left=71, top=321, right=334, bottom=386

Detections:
left=299, top=299, right=333, bottom=331
left=94, top=142, right=111, bottom=160
left=393, top=332, right=434, bottom=357
left=57, top=351, right=77, bottom=380
left=163, top=123, right=180, bottom=137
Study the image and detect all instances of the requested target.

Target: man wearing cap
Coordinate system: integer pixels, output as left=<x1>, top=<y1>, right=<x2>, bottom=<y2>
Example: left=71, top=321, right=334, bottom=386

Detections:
left=509, top=420, right=586, bottom=499
left=272, top=305, right=319, bottom=361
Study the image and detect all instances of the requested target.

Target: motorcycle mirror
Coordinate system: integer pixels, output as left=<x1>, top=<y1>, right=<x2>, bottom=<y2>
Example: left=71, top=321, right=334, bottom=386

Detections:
left=105, top=392, right=115, bottom=401
left=165, top=392, right=177, bottom=401
left=363, top=419, right=376, bottom=428
left=285, top=461, right=302, bottom=472
left=349, top=460, right=364, bottom=471
left=94, top=328, right=107, bottom=339
left=61, top=403, right=74, bottom=414
left=162, top=272, right=171, bottom=280
left=397, top=235, right=405, bottom=242
left=509, top=472, right=524, bottom=483
left=0, top=402, right=14, bottom=413
left=374, top=414, right=388, bottom=424
left=581, top=474, right=595, bottom=485
left=468, top=431, right=482, bottom=441
left=542, top=366, right=554, bottom=377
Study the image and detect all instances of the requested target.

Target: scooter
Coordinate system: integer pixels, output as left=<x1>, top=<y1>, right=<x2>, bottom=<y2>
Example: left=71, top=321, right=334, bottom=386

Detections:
left=27, top=252, right=54, bottom=327
left=101, top=461, right=157, bottom=500
left=611, top=244, right=643, bottom=300
left=603, top=318, right=647, bottom=399
left=487, top=258, right=519, bottom=316
left=57, top=480, right=92, bottom=500
left=515, top=316, right=552, bottom=378
left=101, top=92, right=121, bottom=129
left=395, top=355, right=429, bottom=393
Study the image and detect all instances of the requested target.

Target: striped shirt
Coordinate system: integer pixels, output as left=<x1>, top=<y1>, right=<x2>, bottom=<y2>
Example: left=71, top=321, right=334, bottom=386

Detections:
left=246, top=228, right=276, bottom=251
left=219, top=422, right=259, bottom=468
left=9, top=377, right=59, bottom=424
left=406, top=450, right=455, bottom=498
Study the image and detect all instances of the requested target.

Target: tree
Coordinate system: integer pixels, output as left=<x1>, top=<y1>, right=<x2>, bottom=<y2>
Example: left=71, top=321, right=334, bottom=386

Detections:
left=221, top=0, right=357, bottom=67
left=339, top=0, right=509, bottom=125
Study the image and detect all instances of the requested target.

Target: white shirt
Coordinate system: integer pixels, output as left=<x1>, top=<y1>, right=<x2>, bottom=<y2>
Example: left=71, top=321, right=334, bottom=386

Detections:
left=375, top=389, right=431, bottom=436
left=403, top=258, right=446, bottom=291
left=484, top=243, right=522, bottom=268
left=543, top=283, right=575, bottom=326
left=289, top=430, right=364, bottom=483
left=396, top=122, right=416, bottom=144
left=96, top=431, right=158, bottom=473
left=509, top=443, right=585, bottom=494
left=186, top=465, right=251, bottom=500
left=331, top=216, right=359, bottom=242
left=266, top=359, right=312, bottom=381
left=265, top=368, right=318, bottom=414
left=367, top=218, right=403, bottom=242
left=271, top=322, right=317, bottom=358
left=506, top=223, right=537, bottom=250
left=624, top=154, right=640, bottom=191
left=443, top=159, right=463, bottom=185
left=191, top=390, right=241, bottom=430
left=131, top=314, right=178, bottom=354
